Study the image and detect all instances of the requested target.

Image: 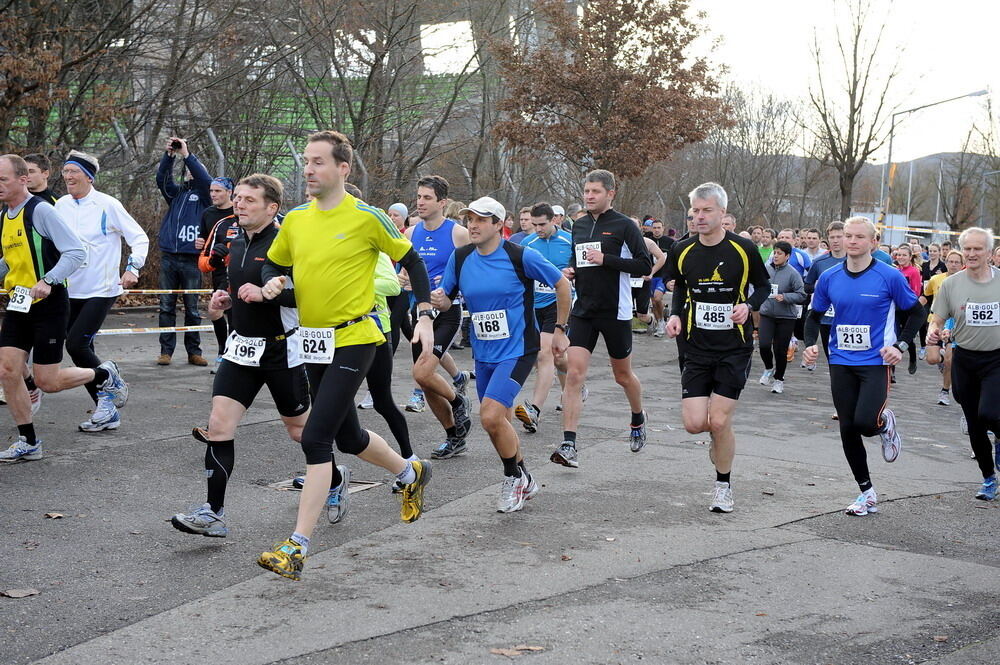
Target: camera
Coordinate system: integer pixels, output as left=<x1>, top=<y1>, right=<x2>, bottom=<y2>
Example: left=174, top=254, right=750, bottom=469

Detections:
left=171, top=139, right=183, bottom=150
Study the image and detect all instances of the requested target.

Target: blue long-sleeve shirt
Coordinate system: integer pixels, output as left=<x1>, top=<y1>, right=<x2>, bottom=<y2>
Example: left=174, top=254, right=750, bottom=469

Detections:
left=156, top=153, right=212, bottom=254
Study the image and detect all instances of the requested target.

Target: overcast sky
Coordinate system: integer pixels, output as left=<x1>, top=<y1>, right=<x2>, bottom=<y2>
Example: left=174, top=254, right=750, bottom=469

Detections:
left=701, top=0, right=997, bottom=162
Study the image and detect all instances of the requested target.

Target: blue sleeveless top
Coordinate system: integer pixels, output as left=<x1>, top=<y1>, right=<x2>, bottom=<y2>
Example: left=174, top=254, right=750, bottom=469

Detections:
left=410, top=218, right=457, bottom=288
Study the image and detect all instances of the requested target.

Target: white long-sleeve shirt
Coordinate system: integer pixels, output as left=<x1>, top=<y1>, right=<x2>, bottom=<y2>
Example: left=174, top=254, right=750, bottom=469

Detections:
left=55, top=189, right=149, bottom=298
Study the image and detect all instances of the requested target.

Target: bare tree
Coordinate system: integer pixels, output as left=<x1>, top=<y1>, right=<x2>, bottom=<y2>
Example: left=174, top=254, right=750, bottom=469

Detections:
left=804, top=0, right=901, bottom=220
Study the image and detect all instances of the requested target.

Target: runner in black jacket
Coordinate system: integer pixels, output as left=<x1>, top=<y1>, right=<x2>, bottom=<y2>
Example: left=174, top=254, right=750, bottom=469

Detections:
left=171, top=174, right=309, bottom=539
left=550, top=169, right=653, bottom=470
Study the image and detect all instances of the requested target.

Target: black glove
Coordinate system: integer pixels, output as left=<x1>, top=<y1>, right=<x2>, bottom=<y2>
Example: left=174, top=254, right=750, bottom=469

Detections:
left=209, top=243, right=229, bottom=269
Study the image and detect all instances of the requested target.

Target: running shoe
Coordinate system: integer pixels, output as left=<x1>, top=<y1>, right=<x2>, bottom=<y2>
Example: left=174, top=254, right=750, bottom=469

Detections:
left=400, top=459, right=431, bottom=523
left=523, top=472, right=539, bottom=501
left=629, top=412, right=647, bottom=452
left=918, top=347, right=927, bottom=360
left=431, top=437, right=466, bottom=459
left=405, top=390, right=425, bottom=413
left=0, top=436, right=42, bottom=462
left=497, top=474, right=528, bottom=513
left=79, top=394, right=121, bottom=432
left=652, top=320, right=666, bottom=337
left=292, top=476, right=305, bottom=489
left=908, top=355, right=918, bottom=375
left=771, top=380, right=784, bottom=395
left=391, top=455, right=420, bottom=493
left=28, top=386, right=42, bottom=415
left=97, top=360, right=128, bottom=408
left=452, top=392, right=472, bottom=438
left=550, top=442, right=579, bottom=468
left=879, top=409, right=901, bottom=463
left=171, top=503, right=228, bottom=537
left=357, top=391, right=374, bottom=409
left=709, top=481, right=734, bottom=513
left=453, top=371, right=470, bottom=397
left=556, top=384, right=588, bottom=412
left=804, top=363, right=816, bottom=372
left=937, top=389, right=950, bottom=406
left=845, top=488, right=878, bottom=516
left=327, top=464, right=351, bottom=524
left=210, top=356, right=222, bottom=374
left=976, top=475, right=998, bottom=501
left=257, top=539, right=305, bottom=580
left=514, top=401, right=540, bottom=433
left=759, top=369, right=774, bottom=386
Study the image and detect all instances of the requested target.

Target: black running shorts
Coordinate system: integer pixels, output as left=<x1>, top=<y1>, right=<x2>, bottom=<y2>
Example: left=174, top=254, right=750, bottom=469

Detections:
left=568, top=315, right=632, bottom=359
left=0, top=287, right=69, bottom=365
left=534, top=302, right=558, bottom=334
left=212, top=360, right=310, bottom=417
left=680, top=348, right=753, bottom=400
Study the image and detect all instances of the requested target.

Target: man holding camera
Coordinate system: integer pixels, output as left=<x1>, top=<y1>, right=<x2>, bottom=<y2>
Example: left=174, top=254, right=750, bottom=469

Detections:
left=155, top=137, right=211, bottom=366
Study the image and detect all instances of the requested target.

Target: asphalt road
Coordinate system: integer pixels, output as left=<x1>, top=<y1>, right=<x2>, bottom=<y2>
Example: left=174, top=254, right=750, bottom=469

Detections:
left=2, top=309, right=997, bottom=665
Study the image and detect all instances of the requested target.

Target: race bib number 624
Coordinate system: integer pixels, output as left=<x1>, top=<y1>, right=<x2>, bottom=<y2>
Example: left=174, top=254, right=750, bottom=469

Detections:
left=299, top=327, right=335, bottom=364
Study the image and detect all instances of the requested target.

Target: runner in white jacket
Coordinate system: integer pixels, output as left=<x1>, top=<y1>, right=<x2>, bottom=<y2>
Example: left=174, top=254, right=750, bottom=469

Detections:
left=55, top=150, right=149, bottom=432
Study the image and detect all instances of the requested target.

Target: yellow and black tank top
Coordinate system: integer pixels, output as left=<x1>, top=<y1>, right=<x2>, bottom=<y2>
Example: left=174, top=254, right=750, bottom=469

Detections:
left=1, top=196, right=62, bottom=291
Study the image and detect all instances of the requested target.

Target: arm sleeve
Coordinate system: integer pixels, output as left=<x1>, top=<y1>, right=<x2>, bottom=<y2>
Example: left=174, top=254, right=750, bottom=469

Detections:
left=32, top=204, right=85, bottom=282
left=374, top=253, right=402, bottom=297
left=261, top=259, right=291, bottom=283
left=110, top=198, right=149, bottom=271
left=199, top=210, right=213, bottom=240
left=398, top=247, right=431, bottom=304
left=156, top=153, right=177, bottom=202
left=665, top=247, right=687, bottom=317
left=602, top=222, right=652, bottom=276
left=439, top=252, right=459, bottom=300
left=184, top=155, right=213, bottom=201
left=747, top=284, right=770, bottom=310
left=272, top=274, right=297, bottom=308
left=897, top=301, right=925, bottom=344
left=803, top=263, right=820, bottom=294
left=784, top=271, right=806, bottom=305
left=803, top=308, right=824, bottom=347
left=0, top=258, right=9, bottom=283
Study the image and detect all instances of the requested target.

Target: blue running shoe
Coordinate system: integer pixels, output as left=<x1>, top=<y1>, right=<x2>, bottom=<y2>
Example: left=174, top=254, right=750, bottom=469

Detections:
left=327, top=464, right=351, bottom=524
left=453, top=371, right=470, bottom=397
left=0, top=436, right=42, bottom=462
left=79, top=393, right=120, bottom=432
left=629, top=411, right=647, bottom=452
left=975, top=475, right=997, bottom=501
left=97, top=360, right=128, bottom=408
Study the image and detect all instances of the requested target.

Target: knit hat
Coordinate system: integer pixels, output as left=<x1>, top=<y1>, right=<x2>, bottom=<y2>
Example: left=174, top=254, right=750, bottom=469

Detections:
left=64, top=150, right=99, bottom=181
left=388, top=203, right=408, bottom=218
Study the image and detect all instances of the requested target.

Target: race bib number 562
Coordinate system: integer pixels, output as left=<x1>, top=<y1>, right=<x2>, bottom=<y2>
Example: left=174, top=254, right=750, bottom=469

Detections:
left=965, top=302, right=1000, bottom=327
left=299, top=327, right=334, bottom=364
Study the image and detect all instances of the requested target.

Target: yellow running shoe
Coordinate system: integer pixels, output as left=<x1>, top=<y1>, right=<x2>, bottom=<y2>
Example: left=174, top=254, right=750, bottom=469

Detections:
left=256, top=539, right=305, bottom=580
left=400, top=459, right=432, bottom=523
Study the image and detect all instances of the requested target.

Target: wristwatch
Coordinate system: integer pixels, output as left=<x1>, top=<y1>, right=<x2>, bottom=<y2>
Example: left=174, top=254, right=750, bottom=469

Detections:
left=893, top=341, right=909, bottom=352
left=42, top=275, right=58, bottom=286
left=554, top=323, right=569, bottom=333
left=418, top=308, right=438, bottom=321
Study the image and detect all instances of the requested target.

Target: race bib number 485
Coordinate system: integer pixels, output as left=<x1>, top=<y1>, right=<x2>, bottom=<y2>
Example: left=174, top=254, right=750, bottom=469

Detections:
left=472, top=310, right=510, bottom=340
left=299, top=327, right=334, bottom=364
left=837, top=324, right=871, bottom=351
left=965, top=302, right=999, bottom=327
left=695, top=302, right=733, bottom=330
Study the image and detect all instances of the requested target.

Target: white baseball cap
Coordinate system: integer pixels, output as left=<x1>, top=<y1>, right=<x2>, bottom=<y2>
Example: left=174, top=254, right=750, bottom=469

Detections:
left=460, top=196, right=506, bottom=222
left=552, top=205, right=566, bottom=216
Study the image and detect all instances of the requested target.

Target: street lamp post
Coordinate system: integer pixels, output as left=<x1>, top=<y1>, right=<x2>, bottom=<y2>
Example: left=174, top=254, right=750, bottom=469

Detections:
left=880, top=89, right=989, bottom=222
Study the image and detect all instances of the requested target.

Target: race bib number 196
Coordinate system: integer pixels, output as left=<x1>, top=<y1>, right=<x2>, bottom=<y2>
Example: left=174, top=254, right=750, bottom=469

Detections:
left=299, top=327, right=335, bottom=364
left=695, top=302, right=733, bottom=330
left=965, top=302, right=999, bottom=327
left=222, top=332, right=265, bottom=367
left=837, top=324, right=871, bottom=351
left=7, top=286, right=31, bottom=313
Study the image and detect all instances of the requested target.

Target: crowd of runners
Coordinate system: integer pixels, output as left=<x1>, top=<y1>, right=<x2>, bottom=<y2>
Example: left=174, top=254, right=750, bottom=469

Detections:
left=0, top=130, right=997, bottom=581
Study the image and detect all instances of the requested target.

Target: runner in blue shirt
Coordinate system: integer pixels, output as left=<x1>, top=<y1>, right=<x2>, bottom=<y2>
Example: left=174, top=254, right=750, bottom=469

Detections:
left=433, top=197, right=571, bottom=514
left=803, top=221, right=847, bottom=366
left=803, top=217, right=924, bottom=517
left=515, top=202, right=575, bottom=432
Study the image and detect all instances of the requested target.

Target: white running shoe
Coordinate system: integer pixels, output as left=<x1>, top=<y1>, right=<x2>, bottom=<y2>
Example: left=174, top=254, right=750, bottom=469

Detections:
left=759, top=369, right=774, bottom=386
left=879, top=409, right=901, bottom=463
left=357, top=391, right=374, bottom=409
left=771, top=379, right=784, bottom=394
left=709, top=481, right=734, bottom=513
left=28, top=387, right=42, bottom=415
left=652, top=320, right=666, bottom=337
left=845, top=488, right=878, bottom=516
left=937, top=390, right=950, bottom=406
left=497, top=474, right=528, bottom=513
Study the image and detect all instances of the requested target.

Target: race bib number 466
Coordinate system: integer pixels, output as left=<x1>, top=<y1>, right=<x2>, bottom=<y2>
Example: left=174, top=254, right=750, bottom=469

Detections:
left=965, top=302, right=999, bottom=327
left=695, top=302, right=733, bottom=330
left=299, top=327, right=334, bottom=364
left=837, top=324, right=871, bottom=351
left=472, top=310, right=510, bottom=340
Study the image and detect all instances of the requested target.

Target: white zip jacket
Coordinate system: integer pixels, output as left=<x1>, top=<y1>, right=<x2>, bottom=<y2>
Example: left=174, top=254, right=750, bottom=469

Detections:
left=55, top=189, right=149, bottom=298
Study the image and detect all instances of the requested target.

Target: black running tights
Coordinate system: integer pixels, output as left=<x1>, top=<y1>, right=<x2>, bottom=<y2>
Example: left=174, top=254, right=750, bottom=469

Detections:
left=67, top=296, right=117, bottom=403
left=758, top=315, right=795, bottom=381
left=366, top=337, right=413, bottom=458
left=951, top=347, right=1000, bottom=479
left=830, top=364, right=890, bottom=489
